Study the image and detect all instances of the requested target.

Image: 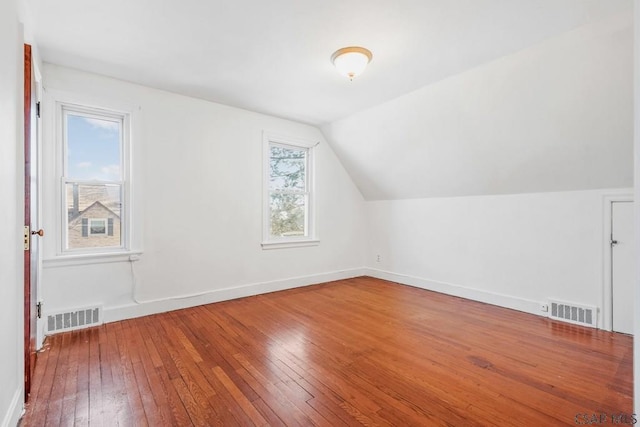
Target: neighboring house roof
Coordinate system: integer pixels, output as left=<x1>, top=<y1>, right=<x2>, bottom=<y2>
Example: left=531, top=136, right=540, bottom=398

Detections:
left=69, top=200, right=120, bottom=222
left=67, top=183, right=121, bottom=219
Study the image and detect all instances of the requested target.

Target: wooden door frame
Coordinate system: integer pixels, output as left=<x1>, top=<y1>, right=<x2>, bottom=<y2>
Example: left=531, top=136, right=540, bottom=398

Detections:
left=602, top=194, right=633, bottom=332
left=23, top=43, right=34, bottom=400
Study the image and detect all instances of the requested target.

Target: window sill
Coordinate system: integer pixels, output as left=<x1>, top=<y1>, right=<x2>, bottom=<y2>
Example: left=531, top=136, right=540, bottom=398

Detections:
left=43, top=250, right=143, bottom=268
left=261, top=239, right=320, bottom=250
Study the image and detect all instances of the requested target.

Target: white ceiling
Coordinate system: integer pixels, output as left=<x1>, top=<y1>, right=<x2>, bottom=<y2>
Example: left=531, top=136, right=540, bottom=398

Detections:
left=323, top=11, right=633, bottom=199
left=26, top=0, right=631, bottom=125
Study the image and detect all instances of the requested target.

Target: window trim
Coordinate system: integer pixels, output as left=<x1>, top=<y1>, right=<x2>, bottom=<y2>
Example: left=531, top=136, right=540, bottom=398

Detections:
left=54, top=98, right=133, bottom=257
left=41, top=89, right=143, bottom=267
left=261, top=132, right=319, bottom=249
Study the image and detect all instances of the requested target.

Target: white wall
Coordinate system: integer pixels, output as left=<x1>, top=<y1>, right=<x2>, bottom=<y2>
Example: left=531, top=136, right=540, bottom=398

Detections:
left=323, top=13, right=633, bottom=200
left=365, top=188, right=632, bottom=328
left=40, top=64, right=366, bottom=323
left=0, top=0, right=25, bottom=425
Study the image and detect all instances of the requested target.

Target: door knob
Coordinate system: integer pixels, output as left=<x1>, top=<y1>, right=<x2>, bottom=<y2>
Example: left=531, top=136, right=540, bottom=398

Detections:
left=31, top=229, right=44, bottom=237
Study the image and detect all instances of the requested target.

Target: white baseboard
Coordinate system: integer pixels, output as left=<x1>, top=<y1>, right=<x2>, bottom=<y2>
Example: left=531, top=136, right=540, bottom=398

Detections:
left=365, top=268, right=543, bottom=317
left=1, top=388, right=23, bottom=427
left=105, top=268, right=365, bottom=323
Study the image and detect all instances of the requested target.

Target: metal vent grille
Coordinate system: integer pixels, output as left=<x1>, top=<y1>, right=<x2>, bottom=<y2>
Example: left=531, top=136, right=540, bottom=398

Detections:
left=549, top=300, right=597, bottom=328
left=46, top=306, right=102, bottom=334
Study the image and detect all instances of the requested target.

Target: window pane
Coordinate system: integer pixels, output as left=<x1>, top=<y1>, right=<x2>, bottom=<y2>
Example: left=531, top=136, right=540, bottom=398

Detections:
left=89, top=219, right=106, bottom=235
left=269, top=145, right=306, bottom=191
left=66, top=113, right=121, bottom=181
left=270, top=193, right=307, bottom=237
left=66, top=183, right=121, bottom=249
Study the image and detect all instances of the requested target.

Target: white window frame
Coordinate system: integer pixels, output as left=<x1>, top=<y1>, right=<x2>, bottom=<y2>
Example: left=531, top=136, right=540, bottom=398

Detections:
left=42, top=89, right=143, bottom=267
left=60, top=103, right=128, bottom=254
left=262, top=132, right=319, bottom=249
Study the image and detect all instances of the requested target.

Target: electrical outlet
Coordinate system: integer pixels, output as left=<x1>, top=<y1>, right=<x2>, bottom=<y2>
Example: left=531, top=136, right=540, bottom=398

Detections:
left=540, top=303, right=548, bottom=312
left=376, top=254, right=381, bottom=263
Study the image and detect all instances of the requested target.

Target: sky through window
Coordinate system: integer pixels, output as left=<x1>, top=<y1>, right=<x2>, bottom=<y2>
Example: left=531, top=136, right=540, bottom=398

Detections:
left=67, top=114, right=121, bottom=181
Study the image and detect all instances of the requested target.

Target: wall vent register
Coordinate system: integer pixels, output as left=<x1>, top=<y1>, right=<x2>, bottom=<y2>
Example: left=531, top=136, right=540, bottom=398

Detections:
left=46, top=306, right=103, bottom=334
left=548, top=300, right=597, bottom=328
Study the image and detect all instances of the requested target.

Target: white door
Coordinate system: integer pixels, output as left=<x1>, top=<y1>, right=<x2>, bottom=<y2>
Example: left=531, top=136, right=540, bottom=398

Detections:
left=611, top=201, right=634, bottom=335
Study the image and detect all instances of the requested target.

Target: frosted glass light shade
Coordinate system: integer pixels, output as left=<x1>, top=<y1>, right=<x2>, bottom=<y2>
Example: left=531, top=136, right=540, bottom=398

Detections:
left=331, top=47, right=372, bottom=80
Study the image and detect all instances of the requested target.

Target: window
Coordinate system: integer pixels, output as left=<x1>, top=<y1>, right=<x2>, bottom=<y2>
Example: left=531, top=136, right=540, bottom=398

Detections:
left=87, top=218, right=110, bottom=236
left=262, top=133, right=318, bottom=249
left=61, top=104, right=129, bottom=253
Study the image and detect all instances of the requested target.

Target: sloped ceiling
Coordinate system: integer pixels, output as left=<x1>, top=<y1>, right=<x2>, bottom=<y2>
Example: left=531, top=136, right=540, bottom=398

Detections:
left=322, top=13, right=633, bottom=199
left=25, top=0, right=634, bottom=199
left=25, top=0, right=630, bottom=125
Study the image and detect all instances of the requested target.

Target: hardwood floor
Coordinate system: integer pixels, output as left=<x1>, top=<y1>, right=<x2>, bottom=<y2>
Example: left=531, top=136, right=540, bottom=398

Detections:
left=21, top=277, right=632, bottom=426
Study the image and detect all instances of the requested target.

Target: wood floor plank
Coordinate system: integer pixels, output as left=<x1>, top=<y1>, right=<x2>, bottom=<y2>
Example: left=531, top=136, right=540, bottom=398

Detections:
left=150, top=354, right=194, bottom=426
left=172, top=376, right=211, bottom=427
left=24, top=338, right=56, bottom=425
left=158, top=314, right=244, bottom=425
left=130, top=321, right=173, bottom=425
left=59, top=332, right=80, bottom=426
left=21, top=277, right=633, bottom=426
left=135, top=317, right=186, bottom=426
left=251, top=397, right=288, bottom=427
left=102, top=322, right=134, bottom=424
left=87, top=327, right=104, bottom=427
left=232, top=351, right=318, bottom=426
left=43, top=333, right=72, bottom=426
left=111, top=323, right=146, bottom=422
left=73, top=329, right=90, bottom=426
left=212, top=365, right=269, bottom=426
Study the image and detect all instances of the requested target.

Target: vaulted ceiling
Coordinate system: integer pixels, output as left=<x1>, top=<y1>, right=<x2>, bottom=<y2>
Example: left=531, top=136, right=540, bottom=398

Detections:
left=25, top=0, right=634, bottom=199
left=323, top=12, right=634, bottom=199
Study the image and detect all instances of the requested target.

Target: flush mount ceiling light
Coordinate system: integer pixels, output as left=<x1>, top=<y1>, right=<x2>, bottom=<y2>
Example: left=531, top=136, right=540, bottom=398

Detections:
left=331, top=46, right=372, bottom=80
